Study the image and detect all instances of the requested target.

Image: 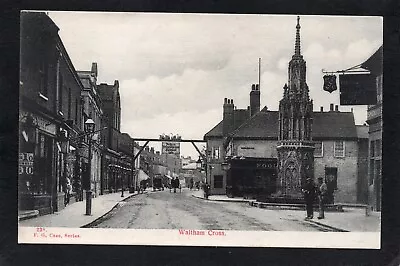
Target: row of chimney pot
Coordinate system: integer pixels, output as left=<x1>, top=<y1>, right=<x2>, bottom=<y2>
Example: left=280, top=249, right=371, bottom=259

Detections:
left=224, top=98, right=234, bottom=105
left=320, top=104, right=340, bottom=112
left=251, top=84, right=260, bottom=91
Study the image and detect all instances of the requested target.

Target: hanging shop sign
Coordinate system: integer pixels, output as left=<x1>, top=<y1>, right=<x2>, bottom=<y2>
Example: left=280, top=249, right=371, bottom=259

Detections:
left=323, top=74, right=337, bottom=93
left=339, top=73, right=377, bottom=105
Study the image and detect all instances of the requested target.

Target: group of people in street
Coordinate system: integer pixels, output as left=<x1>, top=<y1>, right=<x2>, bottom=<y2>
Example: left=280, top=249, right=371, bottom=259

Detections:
left=302, top=176, right=328, bottom=220
left=188, top=178, right=201, bottom=191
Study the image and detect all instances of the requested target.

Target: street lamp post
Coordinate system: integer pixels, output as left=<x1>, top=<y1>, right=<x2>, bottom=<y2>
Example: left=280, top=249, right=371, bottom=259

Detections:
left=120, top=155, right=126, bottom=197
left=84, top=118, right=95, bottom=215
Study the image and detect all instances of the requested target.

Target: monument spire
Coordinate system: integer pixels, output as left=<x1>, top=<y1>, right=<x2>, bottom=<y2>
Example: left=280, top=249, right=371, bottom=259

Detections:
left=294, top=16, right=301, bottom=57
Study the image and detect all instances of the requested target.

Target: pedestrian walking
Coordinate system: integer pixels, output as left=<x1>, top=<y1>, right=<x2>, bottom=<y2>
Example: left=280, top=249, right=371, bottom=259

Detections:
left=189, top=178, right=194, bottom=190
left=203, top=182, right=210, bottom=199
left=64, top=177, right=72, bottom=206
left=317, top=177, right=328, bottom=219
left=173, top=177, right=179, bottom=193
left=302, top=177, right=316, bottom=219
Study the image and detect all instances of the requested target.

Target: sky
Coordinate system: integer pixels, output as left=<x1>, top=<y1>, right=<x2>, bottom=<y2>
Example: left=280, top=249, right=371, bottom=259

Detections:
left=47, top=12, right=382, bottom=159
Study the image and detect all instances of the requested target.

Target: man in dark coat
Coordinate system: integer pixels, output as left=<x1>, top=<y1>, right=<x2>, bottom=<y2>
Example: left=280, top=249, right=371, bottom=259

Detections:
left=302, top=177, right=316, bottom=219
left=317, top=177, right=328, bottom=219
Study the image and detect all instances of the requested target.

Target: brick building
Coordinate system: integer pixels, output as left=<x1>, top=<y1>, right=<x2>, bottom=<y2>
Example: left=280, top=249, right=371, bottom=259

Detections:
left=20, top=12, right=85, bottom=214
left=77, top=63, right=103, bottom=197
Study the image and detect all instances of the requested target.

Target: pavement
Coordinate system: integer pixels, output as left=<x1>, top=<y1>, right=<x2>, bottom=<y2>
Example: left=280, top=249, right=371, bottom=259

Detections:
left=191, top=190, right=381, bottom=232
left=18, top=190, right=146, bottom=228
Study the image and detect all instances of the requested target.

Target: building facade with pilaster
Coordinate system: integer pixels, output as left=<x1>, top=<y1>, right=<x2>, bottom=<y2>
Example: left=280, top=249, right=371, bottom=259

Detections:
left=20, top=12, right=85, bottom=214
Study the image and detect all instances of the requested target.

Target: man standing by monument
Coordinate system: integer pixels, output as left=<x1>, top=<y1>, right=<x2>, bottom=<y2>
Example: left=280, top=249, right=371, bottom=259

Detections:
left=317, top=177, right=328, bottom=219
left=302, top=177, right=316, bottom=219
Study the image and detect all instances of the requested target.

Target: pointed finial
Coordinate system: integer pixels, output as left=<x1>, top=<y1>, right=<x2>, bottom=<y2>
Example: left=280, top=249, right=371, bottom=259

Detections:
left=294, top=16, right=301, bottom=57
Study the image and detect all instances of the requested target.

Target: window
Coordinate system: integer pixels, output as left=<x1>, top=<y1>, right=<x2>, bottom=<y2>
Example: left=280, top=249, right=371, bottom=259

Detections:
left=214, top=175, right=223, bottom=188
left=314, top=141, right=323, bottom=157
left=68, top=88, right=72, bottom=119
left=369, top=159, right=375, bottom=185
left=58, top=74, right=63, bottom=113
left=39, top=60, right=48, bottom=96
left=334, top=141, right=345, bottom=157
left=376, top=75, right=383, bottom=104
left=370, top=141, right=375, bottom=157
left=75, top=98, right=79, bottom=124
left=213, top=147, right=220, bottom=160
left=375, top=139, right=381, bottom=157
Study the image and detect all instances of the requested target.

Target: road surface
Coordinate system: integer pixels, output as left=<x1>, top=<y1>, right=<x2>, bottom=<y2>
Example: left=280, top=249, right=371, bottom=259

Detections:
left=91, top=189, right=327, bottom=231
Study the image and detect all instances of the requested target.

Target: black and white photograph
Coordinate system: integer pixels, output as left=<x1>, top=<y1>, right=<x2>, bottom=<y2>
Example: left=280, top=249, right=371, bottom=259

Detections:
left=18, top=11, right=382, bottom=248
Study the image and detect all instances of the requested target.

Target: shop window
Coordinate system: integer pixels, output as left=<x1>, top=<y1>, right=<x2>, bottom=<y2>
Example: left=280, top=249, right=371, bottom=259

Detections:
left=35, top=133, right=53, bottom=195
left=334, top=141, right=345, bottom=157
left=214, top=175, right=223, bottom=188
left=314, top=141, right=323, bottom=157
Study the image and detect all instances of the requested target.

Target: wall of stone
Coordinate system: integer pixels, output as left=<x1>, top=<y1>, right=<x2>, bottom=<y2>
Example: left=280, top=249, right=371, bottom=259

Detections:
left=314, top=140, right=358, bottom=203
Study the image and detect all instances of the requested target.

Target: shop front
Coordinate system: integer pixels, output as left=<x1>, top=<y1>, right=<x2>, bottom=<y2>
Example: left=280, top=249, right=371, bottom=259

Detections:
left=225, top=157, right=277, bottom=199
left=19, top=112, right=57, bottom=215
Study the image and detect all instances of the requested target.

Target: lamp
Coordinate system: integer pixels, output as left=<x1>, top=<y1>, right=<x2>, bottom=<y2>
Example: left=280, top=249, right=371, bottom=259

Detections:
left=84, top=118, right=95, bottom=134
left=84, top=117, right=95, bottom=215
left=196, top=157, right=202, bottom=170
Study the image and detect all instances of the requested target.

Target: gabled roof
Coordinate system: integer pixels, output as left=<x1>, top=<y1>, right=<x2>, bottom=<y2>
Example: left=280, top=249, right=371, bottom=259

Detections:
left=205, top=108, right=359, bottom=140
left=230, top=108, right=278, bottom=139
left=312, top=112, right=357, bottom=140
left=204, top=120, right=223, bottom=138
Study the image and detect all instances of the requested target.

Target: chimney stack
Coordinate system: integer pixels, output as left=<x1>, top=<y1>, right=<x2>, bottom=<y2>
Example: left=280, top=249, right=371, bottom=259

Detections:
left=330, top=103, right=334, bottom=111
left=250, top=83, right=261, bottom=117
left=223, top=98, right=235, bottom=136
left=320, top=106, right=323, bottom=112
left=335, top=105, right=339, bottom=112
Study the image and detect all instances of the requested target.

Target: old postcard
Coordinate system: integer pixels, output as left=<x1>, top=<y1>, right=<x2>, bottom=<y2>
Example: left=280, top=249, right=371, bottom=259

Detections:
left=18, top=11, right=382, bottom=248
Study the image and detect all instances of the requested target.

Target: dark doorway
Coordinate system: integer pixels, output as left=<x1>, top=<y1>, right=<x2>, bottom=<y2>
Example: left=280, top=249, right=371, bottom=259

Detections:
left=325, top=167, right=337, bottom=204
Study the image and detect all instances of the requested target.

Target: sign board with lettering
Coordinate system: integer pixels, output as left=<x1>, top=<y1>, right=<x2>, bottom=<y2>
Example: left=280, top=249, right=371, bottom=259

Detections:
left=162, top=141, right=180, bottom=157
left=19, top=152, right=34, bottom=175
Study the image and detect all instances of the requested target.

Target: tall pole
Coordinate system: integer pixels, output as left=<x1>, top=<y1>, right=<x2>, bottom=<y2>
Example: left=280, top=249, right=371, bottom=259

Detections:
left=258, top=57, right=261, bottom=89
left=85, top=136, right=92, bottom=215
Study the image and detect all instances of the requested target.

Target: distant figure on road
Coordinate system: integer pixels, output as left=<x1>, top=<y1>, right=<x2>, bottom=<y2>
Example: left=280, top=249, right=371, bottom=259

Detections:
left=203, top=182, right=210, bottom=199
left=302, top=177, right=316, bottom=219
left=173, top=177, right=179, bottom=193
left=189, top=178, right=194, bottom=190
left=317, top=177, right=328, bottom=219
